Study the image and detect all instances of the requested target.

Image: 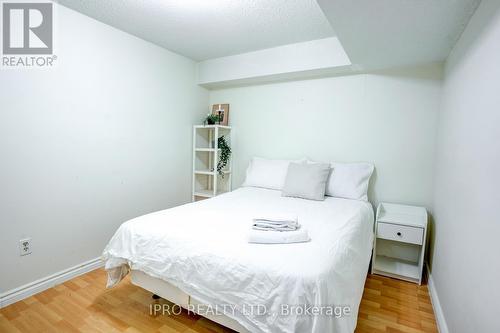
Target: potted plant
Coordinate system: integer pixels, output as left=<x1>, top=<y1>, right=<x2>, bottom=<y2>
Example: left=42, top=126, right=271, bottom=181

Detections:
left=204, top=114, right=220, bottom=125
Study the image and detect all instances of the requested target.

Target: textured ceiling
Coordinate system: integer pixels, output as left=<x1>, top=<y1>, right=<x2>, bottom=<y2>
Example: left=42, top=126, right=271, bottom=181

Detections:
left=56, top=0, right=335, bottom=61
left=317, top=0, right=481, bottom=70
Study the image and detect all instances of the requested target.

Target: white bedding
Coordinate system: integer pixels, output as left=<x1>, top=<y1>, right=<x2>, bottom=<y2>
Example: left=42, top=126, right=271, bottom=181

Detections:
left=102, top=187, right=374, bottom=333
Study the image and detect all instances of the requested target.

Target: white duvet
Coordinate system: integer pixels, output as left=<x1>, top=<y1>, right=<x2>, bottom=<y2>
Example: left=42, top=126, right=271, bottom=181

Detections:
left=102, top=187, right=374, bottom=333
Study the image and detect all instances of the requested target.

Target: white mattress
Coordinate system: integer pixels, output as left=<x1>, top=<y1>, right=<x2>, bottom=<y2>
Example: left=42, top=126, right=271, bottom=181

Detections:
left=102, top=187, right=374, bottom=333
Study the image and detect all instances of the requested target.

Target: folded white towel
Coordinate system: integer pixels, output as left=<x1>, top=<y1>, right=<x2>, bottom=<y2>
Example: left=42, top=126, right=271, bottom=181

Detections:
left=253, top=214, right=298, bottom=224
left=252, top=214, right=299, bottom=231
left=248, top=228, right=310, bottom=244
left=252, top=223, right=300, bottom=232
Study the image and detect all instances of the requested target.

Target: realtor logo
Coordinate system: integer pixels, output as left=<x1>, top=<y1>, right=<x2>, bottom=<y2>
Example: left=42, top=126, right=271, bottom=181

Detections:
left=2, top=2, right=53, bottom=54
left=1, top=1, right=56, bottom=68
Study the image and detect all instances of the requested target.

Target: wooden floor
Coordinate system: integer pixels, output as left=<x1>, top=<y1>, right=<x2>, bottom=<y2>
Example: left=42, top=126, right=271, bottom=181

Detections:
left=0, top=269, right=437, bottom=333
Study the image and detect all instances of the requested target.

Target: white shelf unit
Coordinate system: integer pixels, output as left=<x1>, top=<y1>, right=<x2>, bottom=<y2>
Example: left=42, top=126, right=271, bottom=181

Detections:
left=192, top=125, right=232, bottom=201
left=371, top=203, right=428, bottom=284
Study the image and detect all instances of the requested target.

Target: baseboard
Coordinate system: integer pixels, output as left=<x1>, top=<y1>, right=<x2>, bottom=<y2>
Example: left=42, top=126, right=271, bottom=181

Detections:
left=0, top=257, right=104, bottom=308
left=426, top=264, right=449, bottom=333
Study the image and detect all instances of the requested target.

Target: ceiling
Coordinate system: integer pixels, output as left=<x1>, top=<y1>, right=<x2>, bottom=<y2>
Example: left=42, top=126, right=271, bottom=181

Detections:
left=57, top=0, right=481, bottom=72
left=317, top=0, right=481, bottom=70
left=56, top=0, right=335, bottom=61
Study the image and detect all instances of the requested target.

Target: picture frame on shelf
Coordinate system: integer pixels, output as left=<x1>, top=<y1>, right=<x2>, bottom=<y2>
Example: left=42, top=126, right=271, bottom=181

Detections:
left=211, top=104, right=230, bottom=126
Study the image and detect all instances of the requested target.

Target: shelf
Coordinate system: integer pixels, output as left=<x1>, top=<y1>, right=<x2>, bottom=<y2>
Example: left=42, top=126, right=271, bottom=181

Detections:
left=192, top=125, right=232, bottom=202
left=377, top=213, right=425, bottom=228
left=195, top=148, right=220, bottom=152
left=194, top=170, right=231, bottom=176
left=377, top=203, right=427, bottom=228
left=193, top=189, right=228, bottom=198
left=193, top=190, right=214, bottom=198
left=373, top=255, right=420, bottom=282
left=194, top=125, right=231, bottom=130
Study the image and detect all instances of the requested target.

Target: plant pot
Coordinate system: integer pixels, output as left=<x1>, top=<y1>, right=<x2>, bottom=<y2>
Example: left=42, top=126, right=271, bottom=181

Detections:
left=207, top=119, right=215, bottom=125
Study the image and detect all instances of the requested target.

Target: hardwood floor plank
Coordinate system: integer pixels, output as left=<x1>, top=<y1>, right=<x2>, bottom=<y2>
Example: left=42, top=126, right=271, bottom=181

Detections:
left=0, top=314, right=22, bottom=333
left=0, top=270, right=438, bottom=332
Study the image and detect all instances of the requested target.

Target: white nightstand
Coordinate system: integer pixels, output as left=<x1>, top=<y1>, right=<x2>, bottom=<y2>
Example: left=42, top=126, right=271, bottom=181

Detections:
left=371, top=203, right=428, bottom=284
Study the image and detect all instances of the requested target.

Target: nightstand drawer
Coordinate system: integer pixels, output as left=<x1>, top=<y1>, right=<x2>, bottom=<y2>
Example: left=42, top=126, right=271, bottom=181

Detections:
left=377, top=222, right=423, bottom=245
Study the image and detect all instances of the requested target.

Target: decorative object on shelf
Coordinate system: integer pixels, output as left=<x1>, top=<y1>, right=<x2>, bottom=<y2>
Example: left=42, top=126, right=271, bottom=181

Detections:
left=204, top=113, right=220, bottom=125
left=217, top=136, right=231, bottom=178
left=211, top=104, right=230, bottom=126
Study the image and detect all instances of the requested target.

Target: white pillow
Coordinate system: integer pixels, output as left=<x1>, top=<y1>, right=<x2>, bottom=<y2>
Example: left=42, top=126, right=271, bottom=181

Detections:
left=308, top=160, right=374, bottom=201
left=282, top=162, right=331, bottom=201
left=243, top=157, right=305, bottom=190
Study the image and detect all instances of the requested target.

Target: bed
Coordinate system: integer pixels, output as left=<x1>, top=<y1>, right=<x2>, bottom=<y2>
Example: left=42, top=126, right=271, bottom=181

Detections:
left=102, top=186, right=374, bottom=333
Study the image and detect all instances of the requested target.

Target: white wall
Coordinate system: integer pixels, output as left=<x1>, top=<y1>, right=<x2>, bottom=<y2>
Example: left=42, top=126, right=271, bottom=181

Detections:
left=198, top=38, right=351, bottom=88
left=0, top=4, right=208, bottom=293
left=431, top=1, right=500, bottom=332
left=209, top=64, right=442, bottom=208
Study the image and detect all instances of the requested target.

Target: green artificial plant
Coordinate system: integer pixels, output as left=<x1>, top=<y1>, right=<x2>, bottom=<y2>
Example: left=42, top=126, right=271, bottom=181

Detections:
left=217, top=136, right=231, bottom=177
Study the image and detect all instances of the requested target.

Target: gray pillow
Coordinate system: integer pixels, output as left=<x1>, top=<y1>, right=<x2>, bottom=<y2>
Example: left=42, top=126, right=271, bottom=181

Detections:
left=282, top=162, right=331, bottom=201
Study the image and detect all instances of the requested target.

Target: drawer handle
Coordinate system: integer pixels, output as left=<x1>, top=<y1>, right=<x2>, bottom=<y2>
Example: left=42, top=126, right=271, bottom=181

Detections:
left=396, top=232, right=402, bottom=237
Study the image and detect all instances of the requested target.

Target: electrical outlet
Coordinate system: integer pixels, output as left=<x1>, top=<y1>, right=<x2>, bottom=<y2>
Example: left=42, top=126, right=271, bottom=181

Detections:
left=19, top=238, right=32, bottom=256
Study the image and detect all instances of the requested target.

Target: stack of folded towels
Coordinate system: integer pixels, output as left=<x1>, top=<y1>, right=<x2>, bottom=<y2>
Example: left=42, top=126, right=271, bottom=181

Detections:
left=248, top=215, right=310, bottom=244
